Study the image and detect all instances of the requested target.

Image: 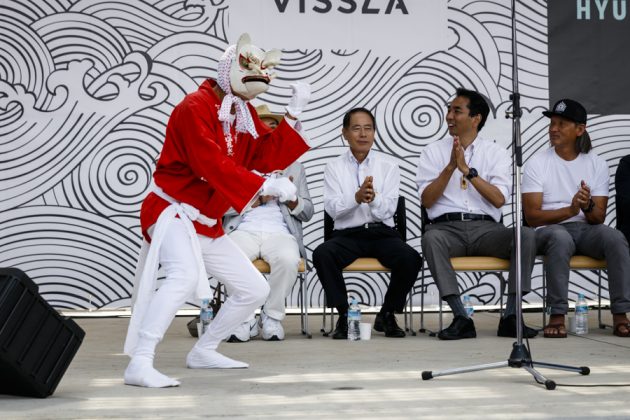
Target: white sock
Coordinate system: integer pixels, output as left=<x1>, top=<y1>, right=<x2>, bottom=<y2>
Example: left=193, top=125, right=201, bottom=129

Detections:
left=186, top=347, right=249, bottom=369
left=124, top=358, right=180, bottom=388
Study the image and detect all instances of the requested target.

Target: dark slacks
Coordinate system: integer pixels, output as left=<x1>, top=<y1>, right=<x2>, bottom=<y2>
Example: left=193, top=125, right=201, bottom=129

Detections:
left=536, top=222, right=630, bottom=315
left=421, top=220, right=536, bottom=299
left=313, top=226, right=422, bottom=312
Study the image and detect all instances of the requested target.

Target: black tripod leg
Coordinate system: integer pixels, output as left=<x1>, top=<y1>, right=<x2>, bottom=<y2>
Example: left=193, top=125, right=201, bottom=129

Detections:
left=422, top=361, right=508, bottom=380
left=522, top=365, right=557, bottom=390
left=532, top=361, right=590, bottom=375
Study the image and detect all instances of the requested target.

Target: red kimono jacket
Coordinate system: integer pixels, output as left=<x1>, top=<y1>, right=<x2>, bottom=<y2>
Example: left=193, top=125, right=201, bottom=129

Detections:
left=140, top=79, right=309, bottom=240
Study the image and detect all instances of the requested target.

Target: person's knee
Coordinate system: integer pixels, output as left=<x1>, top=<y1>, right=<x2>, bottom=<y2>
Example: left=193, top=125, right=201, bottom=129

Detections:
left=162, top=264, right=199, bottom=295
left=521, top=226, right=536, bottom=247
left=421, top=229, right=447, bottom=251
left=601, top=226, right=628, bottom=248
left=313, top=243, right=333, bottom=266
left=401, top=247, right=423, bottom=272
left=252, top=277, right=271, bottom=306
left=539, top=226, right=573, bottom=252
left=272, top=253, right=301, bottom=270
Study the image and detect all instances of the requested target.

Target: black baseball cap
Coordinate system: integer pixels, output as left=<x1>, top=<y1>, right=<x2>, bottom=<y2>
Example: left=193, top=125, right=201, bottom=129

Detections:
left=542, top=99, right=587, bottom=124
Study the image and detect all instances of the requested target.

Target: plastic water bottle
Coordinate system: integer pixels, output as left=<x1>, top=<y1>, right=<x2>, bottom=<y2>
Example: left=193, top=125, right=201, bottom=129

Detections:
left=347, top=297, right=361, bottom=341
left=200, top=298, right=213, bottom=335
left=575, top=293, right=588, bottom=335
left=463, top=295, right=474, bottom=318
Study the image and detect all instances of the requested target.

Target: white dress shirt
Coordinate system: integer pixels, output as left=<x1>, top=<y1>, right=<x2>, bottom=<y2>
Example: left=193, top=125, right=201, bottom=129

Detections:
left=324, top=149, right=400, bottom=230
left=415, top=136, right=512, bottom=222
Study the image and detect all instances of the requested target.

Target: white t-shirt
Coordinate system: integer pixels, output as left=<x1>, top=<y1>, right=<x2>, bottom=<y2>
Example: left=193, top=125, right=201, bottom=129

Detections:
left=521, top=147, right=609, bottom=224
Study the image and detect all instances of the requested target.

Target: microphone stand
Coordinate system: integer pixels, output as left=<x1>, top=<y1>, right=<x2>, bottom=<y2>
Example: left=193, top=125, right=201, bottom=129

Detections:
left=421, top=0, right=589, bottom=390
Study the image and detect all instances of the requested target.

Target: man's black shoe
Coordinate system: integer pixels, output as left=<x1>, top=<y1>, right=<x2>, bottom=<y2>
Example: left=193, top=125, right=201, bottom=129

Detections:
left=374, top=312, right=406, bottom=337
left=437, top=315, right=476, bottom=340
left=332, top=312, right=348, bottom=339
left=497, top=314, right=539, bottom=338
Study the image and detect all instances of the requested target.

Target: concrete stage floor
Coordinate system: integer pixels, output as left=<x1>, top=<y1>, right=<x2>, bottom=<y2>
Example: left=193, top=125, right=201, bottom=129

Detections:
left=2, top=311, right=630, bottom=419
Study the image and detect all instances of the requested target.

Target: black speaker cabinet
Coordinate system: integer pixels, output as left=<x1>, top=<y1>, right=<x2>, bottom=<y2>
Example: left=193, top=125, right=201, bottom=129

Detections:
left=0, top=267, right=85, bottom=398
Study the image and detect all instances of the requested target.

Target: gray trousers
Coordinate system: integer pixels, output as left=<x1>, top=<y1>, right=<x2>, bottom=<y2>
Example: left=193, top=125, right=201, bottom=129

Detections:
left=535, top=222, right=630, bottom=315
left=422, top=220, right=536, bottom=299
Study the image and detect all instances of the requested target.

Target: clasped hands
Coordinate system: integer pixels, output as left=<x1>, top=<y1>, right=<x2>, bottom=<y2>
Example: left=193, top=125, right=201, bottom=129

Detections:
left=355, top=176, right=376, bottom=204
left=571, top=180, right=593, bottom=214
left=448, top=136, right=470, bottom=176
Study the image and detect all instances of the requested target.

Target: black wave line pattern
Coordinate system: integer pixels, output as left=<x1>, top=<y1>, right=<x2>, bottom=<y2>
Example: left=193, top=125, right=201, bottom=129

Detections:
left=70, top=0, right=225, bottom=50
left=0, top=54, right=168, bottom=212
left=1, top=0, right=628, bottom=310
left=147, top=32, right=226, bottom=83
left=33, top=12, right=132, bottom=78
left=0, top=13, right=56, bottom=108
left=40, top=113, right=166, bottom=218
left=77, top=131, right=158, bottom=214
left=3, top=0, right=67, bottom=23
left=0, top=206, right=139, bottom=309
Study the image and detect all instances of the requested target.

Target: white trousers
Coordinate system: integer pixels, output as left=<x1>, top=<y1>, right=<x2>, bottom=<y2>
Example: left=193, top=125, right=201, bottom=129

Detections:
left=228, top=230, right=300, bottom=320
left=136, top=219, right=270, bottom=354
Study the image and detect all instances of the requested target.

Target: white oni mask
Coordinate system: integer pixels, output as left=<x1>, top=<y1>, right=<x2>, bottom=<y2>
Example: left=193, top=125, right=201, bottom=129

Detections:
left=229, top=33, right=281, bottom=100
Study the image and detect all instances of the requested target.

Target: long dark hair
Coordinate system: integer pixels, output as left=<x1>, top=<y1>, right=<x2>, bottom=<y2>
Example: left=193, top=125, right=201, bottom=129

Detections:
left=576, top=130, right=592, bottom=154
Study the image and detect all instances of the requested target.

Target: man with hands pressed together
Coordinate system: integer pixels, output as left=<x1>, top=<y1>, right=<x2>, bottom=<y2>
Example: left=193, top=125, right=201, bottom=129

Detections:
left=313, top=107, right=422, bottom=339
left=522, top=99, right=630, bottom=338
left=416, top=88, right=538, bottom=340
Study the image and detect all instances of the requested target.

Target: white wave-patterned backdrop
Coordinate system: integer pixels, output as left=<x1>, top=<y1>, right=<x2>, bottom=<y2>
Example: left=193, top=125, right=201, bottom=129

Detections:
left=1, top=0, right=628, bottom=311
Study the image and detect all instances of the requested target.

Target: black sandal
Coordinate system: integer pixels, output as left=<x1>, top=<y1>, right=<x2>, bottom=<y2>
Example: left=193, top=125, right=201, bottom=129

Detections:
left=543, top=323, right=567, bottom=338
left=613, top=322, right=630, bottom=337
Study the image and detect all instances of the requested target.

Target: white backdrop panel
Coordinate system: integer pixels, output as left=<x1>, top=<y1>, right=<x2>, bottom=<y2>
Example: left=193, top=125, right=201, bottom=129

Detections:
left=0, top=0, right=628, bottom=312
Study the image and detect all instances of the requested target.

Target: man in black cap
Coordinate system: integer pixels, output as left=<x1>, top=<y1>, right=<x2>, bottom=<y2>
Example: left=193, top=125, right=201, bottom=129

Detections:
left=522, top=99, right=630, bottom=338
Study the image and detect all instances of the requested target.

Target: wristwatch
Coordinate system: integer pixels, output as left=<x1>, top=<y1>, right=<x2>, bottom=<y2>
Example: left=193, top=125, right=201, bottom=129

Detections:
left=465, top=168, right=479, bottom=180
left=583, top=198, right=595, bottom=213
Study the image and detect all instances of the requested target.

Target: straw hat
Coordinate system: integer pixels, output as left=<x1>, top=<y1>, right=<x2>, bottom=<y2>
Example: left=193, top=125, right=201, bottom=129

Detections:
left=255, top=104, right=284, bottom=125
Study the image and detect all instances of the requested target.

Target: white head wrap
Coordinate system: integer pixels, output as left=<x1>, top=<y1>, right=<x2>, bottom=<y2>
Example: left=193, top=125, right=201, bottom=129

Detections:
left=217, top=45, right=258, bottom=155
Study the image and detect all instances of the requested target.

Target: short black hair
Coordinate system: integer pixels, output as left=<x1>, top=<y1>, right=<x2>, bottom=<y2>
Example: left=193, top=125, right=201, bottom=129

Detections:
left=342, top=107, right=376, bottom=129
left=455, top=88, right=490, bottom=132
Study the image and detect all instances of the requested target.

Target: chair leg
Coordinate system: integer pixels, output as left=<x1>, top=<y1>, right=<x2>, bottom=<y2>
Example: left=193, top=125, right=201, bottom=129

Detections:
left=299, top=273, right=311, bottom=338
left=410, top=289, right=416, bottom=335
left=542, top=262, right=547, bottom=327
left=321, top=296, right=334, bottom=336
left=419, top=268, right=426, bottom=332
left=499, top=273, right=504, bottom=318
left=320, top=295, right=326, bottom=334
left=405, top=289, right=416, bottom=336
left=598, top=269, right=612, bottom=329
left=404, top=292, right=409, bottom=331
left=598, top=269, right=603, bottom=329
left=438, top=299, right=443, bottom=332
left=215, top=281, right=226, bottom=312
